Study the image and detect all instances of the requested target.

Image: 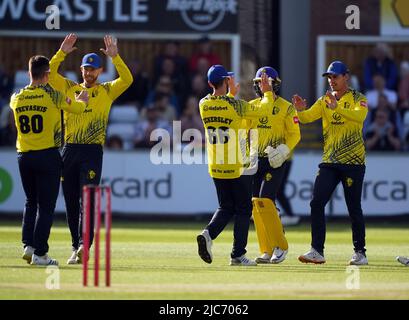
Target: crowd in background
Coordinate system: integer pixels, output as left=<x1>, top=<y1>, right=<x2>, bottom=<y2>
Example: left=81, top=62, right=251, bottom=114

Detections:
left=0, top=40, right=409, bottom=151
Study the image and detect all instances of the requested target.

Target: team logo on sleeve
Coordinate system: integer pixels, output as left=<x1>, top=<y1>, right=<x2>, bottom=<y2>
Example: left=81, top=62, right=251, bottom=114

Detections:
left=360, top=101, right=368, bottom=108
left=293, top=116, right=299, bottom=124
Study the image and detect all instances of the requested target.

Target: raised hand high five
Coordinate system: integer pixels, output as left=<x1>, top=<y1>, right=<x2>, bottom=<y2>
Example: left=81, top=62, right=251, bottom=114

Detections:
left=100, top=35, right=118, bottom=58
left=60, top=33, right=78, bottom=55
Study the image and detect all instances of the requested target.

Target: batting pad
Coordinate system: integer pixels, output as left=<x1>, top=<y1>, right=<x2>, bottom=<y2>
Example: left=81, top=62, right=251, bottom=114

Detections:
left=252, top=198, right=273, bottom=255
left=252, top=197, right=288, bottom=252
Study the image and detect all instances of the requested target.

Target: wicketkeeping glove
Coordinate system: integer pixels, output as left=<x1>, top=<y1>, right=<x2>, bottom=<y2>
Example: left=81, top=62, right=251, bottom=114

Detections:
left=264, top=144, right=290, bottom=168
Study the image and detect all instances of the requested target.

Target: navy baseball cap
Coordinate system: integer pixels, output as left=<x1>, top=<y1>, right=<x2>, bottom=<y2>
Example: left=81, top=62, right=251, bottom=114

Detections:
left=207, top=65, right=234, bottom=85
left=322, top=61, right=349, bottom=77
left=253, top=66, right=280, bottom=81
left=81, top=53, right=102, bottom=69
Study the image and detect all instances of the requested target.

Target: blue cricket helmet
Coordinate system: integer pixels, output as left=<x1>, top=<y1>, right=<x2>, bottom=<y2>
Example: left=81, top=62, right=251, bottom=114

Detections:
left=253, top=66, right=280, bottom=81
left=253, top=66, right=281, bottom=94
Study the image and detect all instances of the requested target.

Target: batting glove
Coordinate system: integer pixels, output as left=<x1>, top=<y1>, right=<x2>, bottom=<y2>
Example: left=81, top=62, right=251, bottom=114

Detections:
left=264, top=144, right=290, bottom=168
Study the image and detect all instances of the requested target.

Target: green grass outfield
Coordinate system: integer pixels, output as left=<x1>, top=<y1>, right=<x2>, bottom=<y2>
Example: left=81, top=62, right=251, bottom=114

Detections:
left=0, top=219, right=408, bottom=300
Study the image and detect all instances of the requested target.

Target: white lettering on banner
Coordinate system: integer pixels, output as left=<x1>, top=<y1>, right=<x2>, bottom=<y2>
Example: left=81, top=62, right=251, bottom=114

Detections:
left=0, top=0, right=148, bottom=23
left=0, top=0, right=25, bottom=19
left=131, top=0, right=148, bottom=22
left=29, top=0, right=45, bottom=20
left=73, top=0, right=92, bottom=21
left=114, top=0, right=129, bottom=22
left=54, top=0, right=73, bottom=20
left=167, top=0, right=237, bottom=31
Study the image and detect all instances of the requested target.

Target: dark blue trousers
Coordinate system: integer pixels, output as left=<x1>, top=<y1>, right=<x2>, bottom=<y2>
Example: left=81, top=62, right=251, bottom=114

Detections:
left=206, top=175, right=253, bottom=259
left=61, top=144, right=103, bottom=250
left=310, top=163, right=366, bottom=255
left=252, top=157, right=287, bottom=201
left=19, top=148, right=62, bottom=256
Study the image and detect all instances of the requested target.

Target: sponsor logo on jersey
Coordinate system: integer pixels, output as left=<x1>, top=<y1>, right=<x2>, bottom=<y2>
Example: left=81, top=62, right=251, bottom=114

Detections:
left=259, top=117, right=268, bottom=125
left=360, top=101, right=368, bottom=108
left=293, top=116, right=299, bottom=124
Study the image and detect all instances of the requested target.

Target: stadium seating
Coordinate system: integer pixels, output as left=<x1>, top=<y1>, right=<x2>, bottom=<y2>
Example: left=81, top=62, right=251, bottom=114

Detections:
left=109, top=105, right=139, bottom=124
left=107, top=122, right=135, bottom=150
left=107, top=105, right=139, bottom=150
left=13, top=70, right=29, bottom=93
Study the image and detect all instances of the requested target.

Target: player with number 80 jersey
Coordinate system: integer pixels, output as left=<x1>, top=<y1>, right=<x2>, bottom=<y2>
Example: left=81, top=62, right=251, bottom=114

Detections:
left=11, top=84, right=85, bottom=152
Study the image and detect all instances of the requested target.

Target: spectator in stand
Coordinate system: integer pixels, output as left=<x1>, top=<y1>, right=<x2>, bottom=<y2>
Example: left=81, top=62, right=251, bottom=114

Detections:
left=398, top=61, right=409, bottom=117
left=196, top=57, right=211, bottom=79
left=364, top=93, right=403, bottom=139
left=366, top=74, right=398, bottom=110
left=115, top=59, right=149, bottom=109
left=365, top=109, right=401, bottom=151
left=154, top=41, right=188, bottom=81
left=364, top=43, right=398, bottom=91
left=189, top=36, right=221, bottom=74
left=134, top=104, right=172, bottom=149
left=145, top=75, right=180, bottom=115
left=155, top=57, right=187, bottom=109
left=106, top=135, right=124, bottom=150
left=190, top=73, right=211, bottom=101
left=0, top=65, right=13, bottom=109
left=180, top=95, right=205, bottom=146
left=140, top=93, right=177, bottom=124
left=0, top=104, right=16, bottom=146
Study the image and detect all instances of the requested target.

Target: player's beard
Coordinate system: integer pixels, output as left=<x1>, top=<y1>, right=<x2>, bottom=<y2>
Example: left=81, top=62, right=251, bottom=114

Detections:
left=83, top=75, right=98, bottom=87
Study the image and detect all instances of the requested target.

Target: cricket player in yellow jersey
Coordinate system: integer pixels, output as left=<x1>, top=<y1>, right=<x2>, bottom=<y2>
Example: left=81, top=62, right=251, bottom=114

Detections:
left=247, top=67, right=300, bottom=264
left=49, top=34, right=133, bottom=264
left=10, top=55, right=88, bottom=266
left=196, top=65, right=274, bottom=266
left=293, top=61, right=369, bottom=265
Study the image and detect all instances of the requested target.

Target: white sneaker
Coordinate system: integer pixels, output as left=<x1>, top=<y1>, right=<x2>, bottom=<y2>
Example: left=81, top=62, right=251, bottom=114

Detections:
left=270, top=247, right=288, bottom=264
left=230, top=255, right=257, bottom=266
left=255, top=253, right=271, bottom=264
left=66, top=250, right=79, bottom=265
left=31, top=254, right=59, bottom=266
left=75, top=245, right=83, bottom=264
left=281, top=216, right=300, bottom=226
left=298, top=248, right=326, bottom=264
left=396, top=256, right=409, bottom=266
left=197, top=230, right=213, bottom=264
left=349, top=251, right=368, bottom=265
left=22, top=246, right=35, bottom=264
